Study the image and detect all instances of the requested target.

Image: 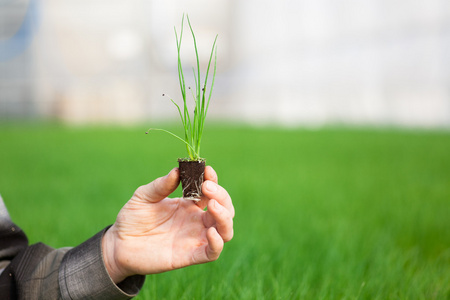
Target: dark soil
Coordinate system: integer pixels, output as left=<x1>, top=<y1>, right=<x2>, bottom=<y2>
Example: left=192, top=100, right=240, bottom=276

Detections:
left=178, top=159, right=206, bottom=201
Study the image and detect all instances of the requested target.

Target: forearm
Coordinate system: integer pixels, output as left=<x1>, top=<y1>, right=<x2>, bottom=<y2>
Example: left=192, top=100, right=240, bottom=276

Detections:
left=0, top=228, right=145, bottom=300
left=1, top=196, right=145, bottom=298
left=0, top=242, right=69, bottom=299
left=102, top=225, right=129, bottom=284
left=59, top=227, right=145, bottom=300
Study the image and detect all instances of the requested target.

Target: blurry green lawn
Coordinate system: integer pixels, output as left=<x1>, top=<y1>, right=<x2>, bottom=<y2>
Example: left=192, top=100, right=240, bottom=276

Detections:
left=0, top=123, right=449, bottom=299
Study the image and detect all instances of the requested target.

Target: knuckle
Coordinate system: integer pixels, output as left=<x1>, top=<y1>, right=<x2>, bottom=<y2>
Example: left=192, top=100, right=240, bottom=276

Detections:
left=225, top=229, right=234, bottom=242
left=132, top=185, right=146, bottom=199
left=219, top=219, right=233, bottom=242
left=206, top=248, right=221, bottom=262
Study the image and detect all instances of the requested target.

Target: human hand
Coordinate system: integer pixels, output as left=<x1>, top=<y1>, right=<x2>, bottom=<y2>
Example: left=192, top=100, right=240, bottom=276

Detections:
left=102, top=166, right=234, bottom=283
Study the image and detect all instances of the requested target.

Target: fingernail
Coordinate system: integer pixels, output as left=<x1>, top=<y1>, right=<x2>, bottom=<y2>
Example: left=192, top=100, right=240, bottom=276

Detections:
left=214, top=200, right=223, bottom=211
left=169, top=168, right=178, bottom=176
left=204, top=181, right=217, bottom=192
left=210, top=166, right=218, bottom=181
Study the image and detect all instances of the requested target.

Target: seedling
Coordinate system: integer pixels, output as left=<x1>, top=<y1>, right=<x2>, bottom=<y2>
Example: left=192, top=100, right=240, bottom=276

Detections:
left=146, top=14, right=218, bottom=200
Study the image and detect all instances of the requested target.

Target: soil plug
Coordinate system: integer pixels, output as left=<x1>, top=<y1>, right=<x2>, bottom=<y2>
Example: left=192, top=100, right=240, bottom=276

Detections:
left=146, top=14, right=218, bottom=200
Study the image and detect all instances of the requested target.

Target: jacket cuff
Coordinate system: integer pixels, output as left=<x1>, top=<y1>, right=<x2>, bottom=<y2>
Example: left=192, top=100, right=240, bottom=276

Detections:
left=59, top=226, right=145, bottom=300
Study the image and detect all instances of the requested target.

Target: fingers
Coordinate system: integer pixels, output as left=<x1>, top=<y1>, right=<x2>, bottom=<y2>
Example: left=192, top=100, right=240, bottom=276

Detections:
left=195, top=166, right=218, bottom=209
left=204, top=166, right=218, bottom=184
left=202, top=181, right=235, bottom=218
left=205, top=227, right=223, bottom=261
left=205, top=200, right=234, bottom=242
left=133, top=168, right=180, bottom=203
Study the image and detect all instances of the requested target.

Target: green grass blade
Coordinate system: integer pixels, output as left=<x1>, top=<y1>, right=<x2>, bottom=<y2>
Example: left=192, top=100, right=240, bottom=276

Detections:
left=150, top=14, right=218, bottom=161
left=175, top=17, right=186, bottom=101
left=147, top=128, right=197, bottom=159
left=186, top=15, right=201, bottom=102
left=168, top=96, right=190, bottom=141
left=205, top=44, right=217, bottom=118
left=198, top=37, right=218, bottom=150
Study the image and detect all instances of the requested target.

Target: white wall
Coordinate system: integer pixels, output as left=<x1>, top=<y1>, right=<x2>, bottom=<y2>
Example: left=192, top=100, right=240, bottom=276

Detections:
left=1, top=0, right=449, bottom=127
left=231, top=0, right=450, bottom=127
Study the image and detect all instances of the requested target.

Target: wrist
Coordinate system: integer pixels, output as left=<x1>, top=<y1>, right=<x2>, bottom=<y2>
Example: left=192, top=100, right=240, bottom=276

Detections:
left=102, top=225, right=128, bottom=284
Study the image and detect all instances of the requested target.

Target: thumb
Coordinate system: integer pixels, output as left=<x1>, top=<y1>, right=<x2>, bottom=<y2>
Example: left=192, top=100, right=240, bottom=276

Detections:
left=133, top=168, right=180, bottom=203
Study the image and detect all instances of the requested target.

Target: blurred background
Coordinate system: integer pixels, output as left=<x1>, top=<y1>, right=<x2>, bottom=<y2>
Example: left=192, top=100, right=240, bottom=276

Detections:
left=1, top=2, right=450, bottom=298
left=1, top=0, right=450, bottom=128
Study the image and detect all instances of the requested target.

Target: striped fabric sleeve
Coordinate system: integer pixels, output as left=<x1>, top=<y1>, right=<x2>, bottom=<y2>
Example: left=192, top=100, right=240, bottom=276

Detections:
left=58, top=227, right=145, bottom=300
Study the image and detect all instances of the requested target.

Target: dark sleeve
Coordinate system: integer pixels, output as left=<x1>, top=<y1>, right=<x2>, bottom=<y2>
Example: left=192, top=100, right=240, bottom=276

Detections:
left=0, top=242, right=69, bottom=299
left=0, top=196, right=145, bottom=299
left=58, top=227, right=145, bottom=300
left=1, top=228, right=145, bottom=300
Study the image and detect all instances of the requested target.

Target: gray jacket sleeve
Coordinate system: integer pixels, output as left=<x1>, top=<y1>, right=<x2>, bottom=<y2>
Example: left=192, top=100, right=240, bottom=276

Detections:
left=0, top=195, right=145, bottom=299
left=58, top=227, right=145, bottom=300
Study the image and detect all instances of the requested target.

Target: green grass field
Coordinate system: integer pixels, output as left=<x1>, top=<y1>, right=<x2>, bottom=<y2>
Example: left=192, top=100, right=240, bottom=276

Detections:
left=0, top=123, right=449, bottom=299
